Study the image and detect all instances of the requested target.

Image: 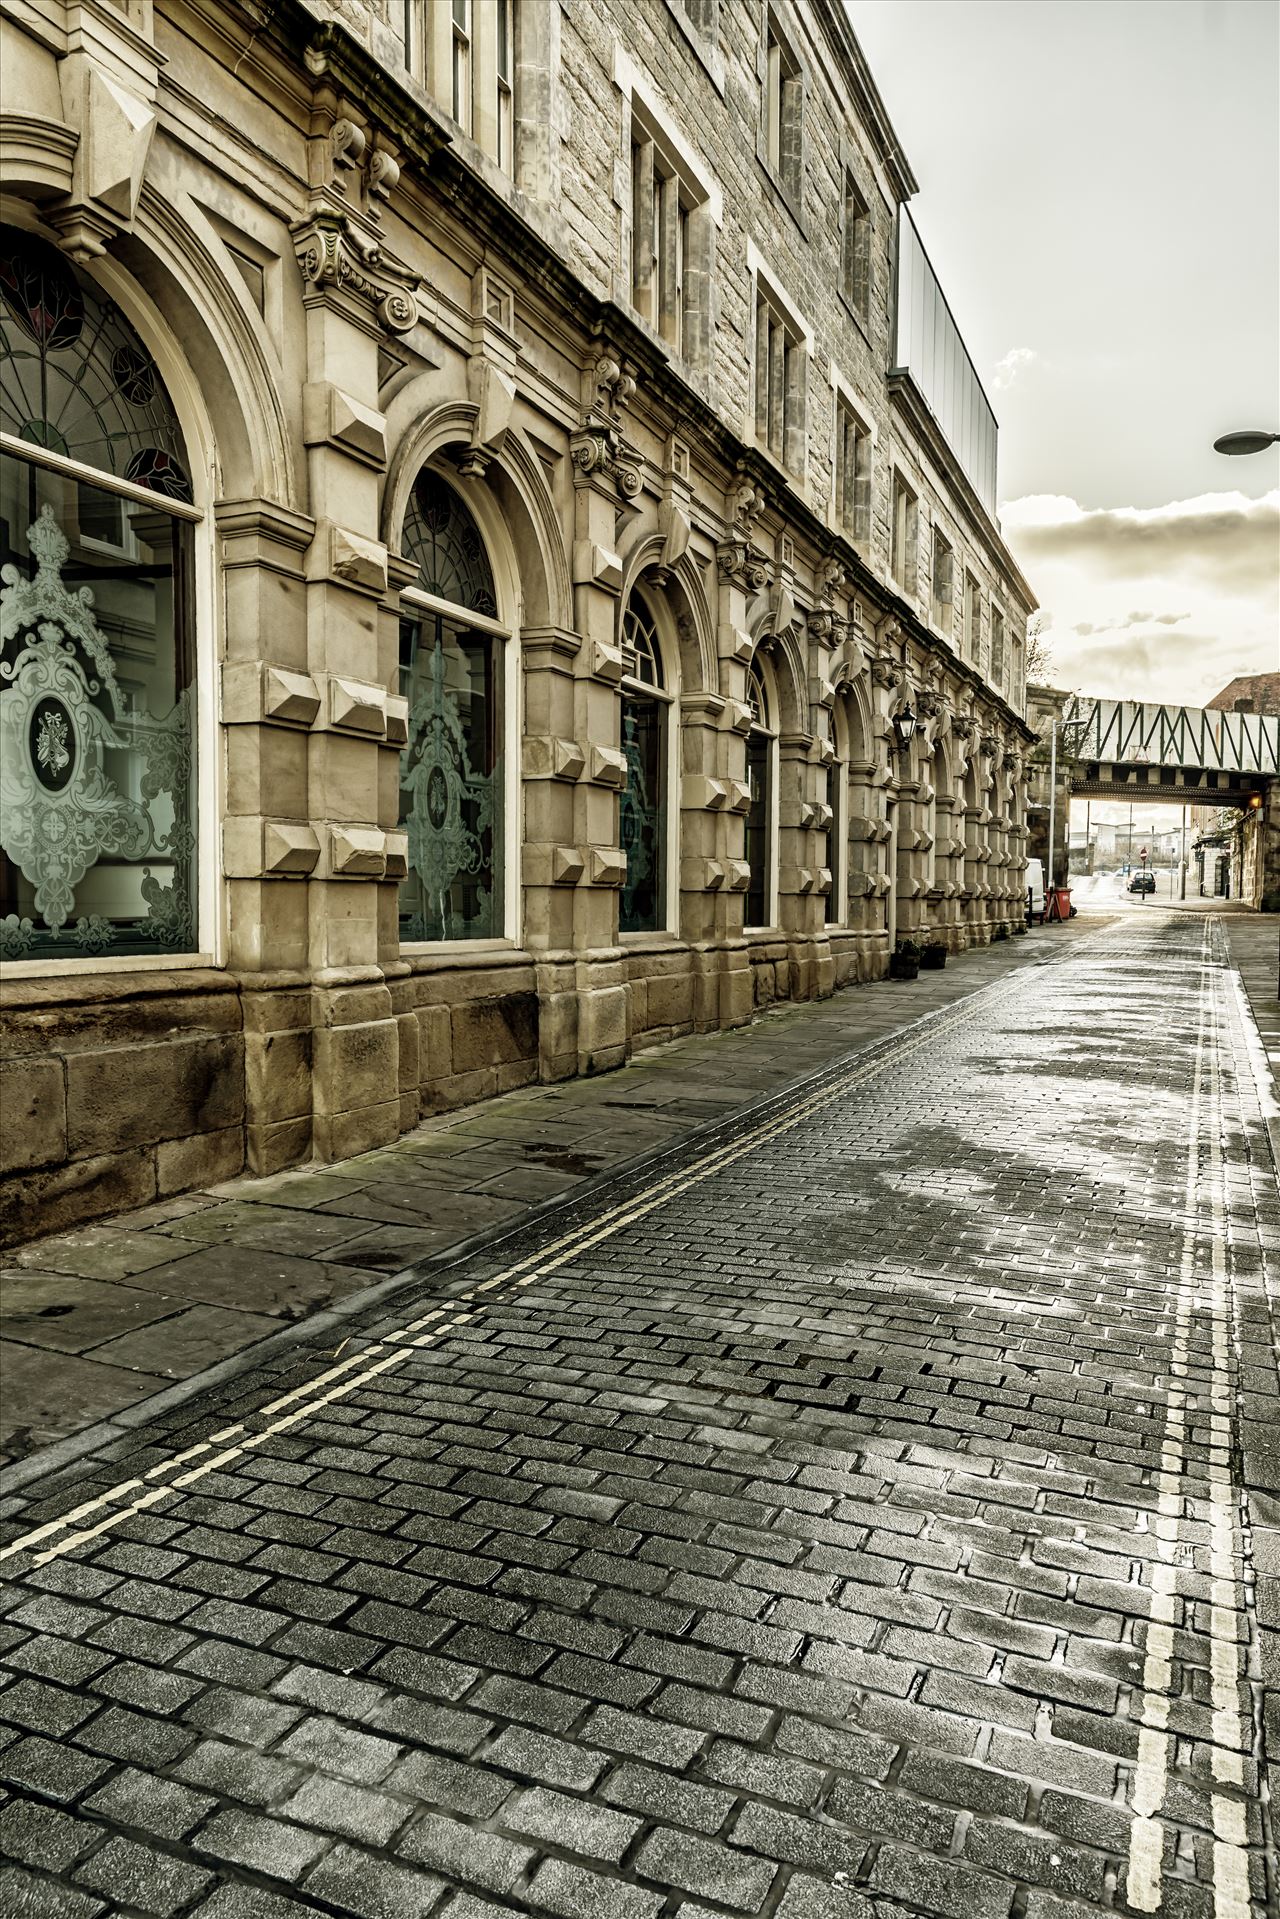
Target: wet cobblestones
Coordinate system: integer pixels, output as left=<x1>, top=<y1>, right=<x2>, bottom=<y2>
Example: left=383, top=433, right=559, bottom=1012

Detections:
left=0, top=914, right=1276, bottom=1917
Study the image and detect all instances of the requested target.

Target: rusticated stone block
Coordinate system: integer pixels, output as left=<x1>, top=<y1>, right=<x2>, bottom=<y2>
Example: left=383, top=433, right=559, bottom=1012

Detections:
left=66, top=1037, right=246, bottom=1157
left=245, top=1029, right=312, bottom=1126
left=327, top=676, right=387, bottom=736
left=0, top=1148, right=156, bottom=1252
left=682, top=775, right=728, bottom=811
left=523, top=737, right=586, bottom=782
left=385, top=696, right=410, bottom=746
left=450, top=994, right=539, bottom=1074
left=156, top=1124, right=244, bottom=1196
left=328, top=825, right=387, bottom=878
left=589, top=847, right=628, bottom=887
left=1, top=1056, right=66, bottom=1174
left=246, top=1115, right=312, bottom=1179
left=384, top=831, right=409, bottom=881
left=314, top=1101, right=399, bottom=1162
left=588, top=745, right=627, bottom=789
left=312, top=1020, right=399, bottom=1118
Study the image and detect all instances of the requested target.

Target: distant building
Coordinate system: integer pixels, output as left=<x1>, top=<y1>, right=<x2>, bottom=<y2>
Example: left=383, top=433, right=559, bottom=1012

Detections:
left=1208, top=673, right=1280, bottom=716
left=1190, top=675, right=1280, bottom=905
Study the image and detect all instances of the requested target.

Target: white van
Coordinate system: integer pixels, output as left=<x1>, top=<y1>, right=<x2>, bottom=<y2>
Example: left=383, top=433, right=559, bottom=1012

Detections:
left=1025, top=858, right=1046, bottom=924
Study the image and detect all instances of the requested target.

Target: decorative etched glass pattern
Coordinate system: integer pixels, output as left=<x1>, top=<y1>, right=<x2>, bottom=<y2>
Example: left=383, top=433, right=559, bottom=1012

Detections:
left=398, top=613, right=499, bottom=942
left=0, top=484, right=197, bottom=958
left=401, top=471, right=497, bottom=615
left=619, top=694, right=662, bottom=933
left=1, top=226, right=192, bottom=503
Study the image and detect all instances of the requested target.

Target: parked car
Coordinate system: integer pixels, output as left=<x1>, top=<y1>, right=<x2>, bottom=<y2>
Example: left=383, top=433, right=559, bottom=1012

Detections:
left=1128, top=871, right=1157, bottom=894
left=1026, top=858, right=1046, bottom=924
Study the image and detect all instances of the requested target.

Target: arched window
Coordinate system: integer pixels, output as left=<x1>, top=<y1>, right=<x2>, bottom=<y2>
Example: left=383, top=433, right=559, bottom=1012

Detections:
left=744, top=656, right=777, bottom=928
left=397, top=470, right=509, bottom=944
left=0, top=226, right=200, bottom=962
left=619, top=589, right=673, bottom=934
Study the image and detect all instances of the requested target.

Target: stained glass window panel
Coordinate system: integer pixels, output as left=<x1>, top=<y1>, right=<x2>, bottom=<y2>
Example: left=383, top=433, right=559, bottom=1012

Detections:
left=0, top=461, right=197, bottom=959
left=401, top=472, right=497, bottom=615
left=619, top=693, right=662, bottom=933
left=398, top=612, right=500, bottom=942
left=0, top=226, right=192, bottom=502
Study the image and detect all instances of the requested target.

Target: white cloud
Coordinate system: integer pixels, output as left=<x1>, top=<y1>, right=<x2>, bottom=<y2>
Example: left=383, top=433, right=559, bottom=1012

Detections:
left=991, top=346, right=1038, bottom=391
left=1000, top=489, right=1280, bottom=705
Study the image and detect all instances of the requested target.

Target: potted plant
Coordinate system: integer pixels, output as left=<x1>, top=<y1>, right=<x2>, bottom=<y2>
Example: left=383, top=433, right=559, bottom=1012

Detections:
left=921, top=942, right=947, bottom=970
left=889, top=937, right=921, bottom=980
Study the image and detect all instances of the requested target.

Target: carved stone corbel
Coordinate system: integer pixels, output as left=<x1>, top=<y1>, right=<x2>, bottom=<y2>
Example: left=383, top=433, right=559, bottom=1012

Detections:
left=715, top=541, right=772, bottom=593
left=292, top=206, right=420, bottom=335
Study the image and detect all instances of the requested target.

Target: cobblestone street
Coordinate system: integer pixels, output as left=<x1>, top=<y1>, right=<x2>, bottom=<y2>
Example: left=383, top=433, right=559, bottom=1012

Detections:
left=1, top=912, right=1277, bottom=1919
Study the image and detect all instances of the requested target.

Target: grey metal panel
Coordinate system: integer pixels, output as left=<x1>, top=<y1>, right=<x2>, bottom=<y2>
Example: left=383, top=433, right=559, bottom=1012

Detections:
left=892, top=211, right=998, bottom=515
left=1065, top=698, right=1280, bottom=775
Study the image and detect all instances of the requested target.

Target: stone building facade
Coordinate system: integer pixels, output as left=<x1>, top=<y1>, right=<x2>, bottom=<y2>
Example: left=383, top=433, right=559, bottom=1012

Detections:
left=0, top=0, right=1035, bottom=1243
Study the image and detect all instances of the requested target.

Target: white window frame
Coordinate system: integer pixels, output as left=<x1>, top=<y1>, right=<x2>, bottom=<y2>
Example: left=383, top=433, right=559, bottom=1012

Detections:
left=396, top=506, right=521, bottom=954
left=0, top=243, right=218, bottom=982
left=744, top=655, right=780, bottom=931
left=748, top=246, right=811, bottom=480
left=619, top=588, right=680, bottom=939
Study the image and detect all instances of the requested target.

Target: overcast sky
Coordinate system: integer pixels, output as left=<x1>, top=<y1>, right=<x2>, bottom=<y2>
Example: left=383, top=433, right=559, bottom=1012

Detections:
left=852, top=0, right=1280, bottom=707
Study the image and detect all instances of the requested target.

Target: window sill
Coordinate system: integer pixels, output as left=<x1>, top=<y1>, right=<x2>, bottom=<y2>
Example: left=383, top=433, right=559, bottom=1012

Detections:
left=755, top=155, right=807, bottom=240
left=662, top=0, right=726, bottom=94
left=836, top=288, right=874, bottom=349
left=0, top=950, right=216, bottom=982
left=620, top=931, right=684, bottom=952
left=400, top=938, right=522, bottom=960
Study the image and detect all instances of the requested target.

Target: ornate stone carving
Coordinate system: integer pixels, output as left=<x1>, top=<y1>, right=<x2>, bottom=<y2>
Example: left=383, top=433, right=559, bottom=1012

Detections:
left=571, top=355, right=641, bottom=497
left=715, top=541, right=772, bottom=593
left=980, top=731, right=1000, bottom=758
left=729, top=479, right=766, bottom=539
left=870, top=656, right=903, bottom=691
left=292, top=207, right=420, bottom=335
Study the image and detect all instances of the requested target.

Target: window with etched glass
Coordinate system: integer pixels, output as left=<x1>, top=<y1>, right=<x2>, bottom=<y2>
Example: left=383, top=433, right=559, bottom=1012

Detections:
left=0, top=226, right=200, bottom=963
left=619, top=591, right=672, bottom=935
left=398, top=472, right=506, bottom=944
left=744, top=659, right=775, bottom=928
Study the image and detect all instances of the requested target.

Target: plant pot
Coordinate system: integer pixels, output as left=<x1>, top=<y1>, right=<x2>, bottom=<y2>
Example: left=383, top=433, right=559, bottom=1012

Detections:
left=921, top=946, right=947, bottom=970
left=889, top=952, right=920, bottom=980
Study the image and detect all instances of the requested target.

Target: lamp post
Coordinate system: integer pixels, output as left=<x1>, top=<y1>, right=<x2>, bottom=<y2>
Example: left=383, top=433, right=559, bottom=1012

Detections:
left=891, top=705, right=919, bottom=755
left=1212, top=429, right=1279, bottom=991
